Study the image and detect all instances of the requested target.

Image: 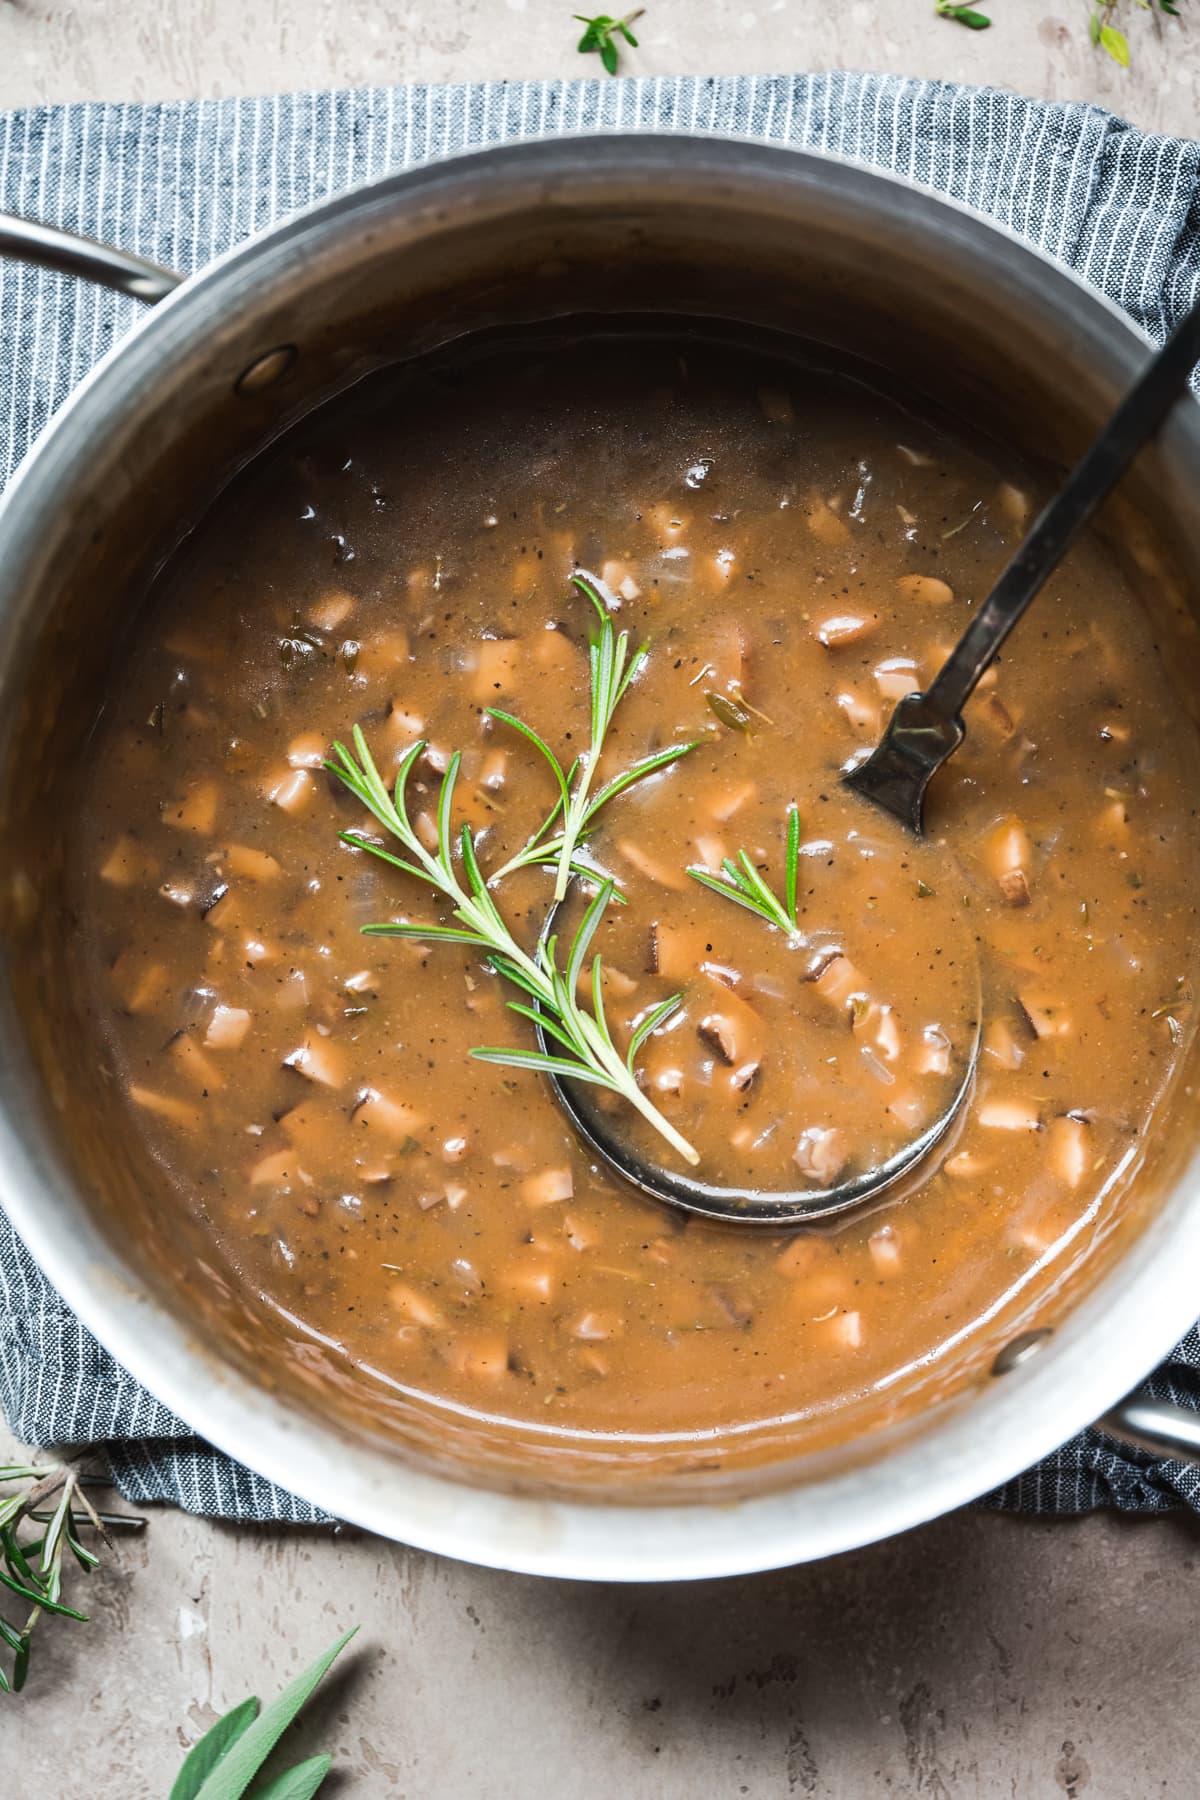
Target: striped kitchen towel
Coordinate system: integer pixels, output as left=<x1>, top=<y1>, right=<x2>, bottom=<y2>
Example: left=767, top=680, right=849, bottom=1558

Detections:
left=1, top=73, right=1198, bottom=1520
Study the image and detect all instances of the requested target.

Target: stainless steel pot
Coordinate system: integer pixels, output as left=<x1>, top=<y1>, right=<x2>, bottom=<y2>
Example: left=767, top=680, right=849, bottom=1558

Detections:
left=2, top=135, right=1200, bottom=1580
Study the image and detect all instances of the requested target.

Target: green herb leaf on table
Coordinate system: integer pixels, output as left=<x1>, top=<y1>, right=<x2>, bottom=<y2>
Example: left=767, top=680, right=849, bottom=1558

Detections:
left=170, top=1697, right=260, bottom=1800
left=933, top=0, right=992, bottom=27
left=326, top=714, right=700, bottom=1165
left=688, top=806, right=803, bottom=939
left=186, top=1628, right=357, bottom=1800
left=0, top=1461, right=143, bottom=1697
left=574, top=8, right=644, bottom=75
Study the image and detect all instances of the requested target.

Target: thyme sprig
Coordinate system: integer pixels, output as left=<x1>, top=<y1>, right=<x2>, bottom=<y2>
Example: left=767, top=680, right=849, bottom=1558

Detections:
left=688, top=806, right=803, bottom=939
left=327, top=728, right=700, bottom=1165
left=574, top=8, right=643, bottom=75
left=0, top=1460, right=144, bottom=1695
left=488, top=574, right=697, bottom=896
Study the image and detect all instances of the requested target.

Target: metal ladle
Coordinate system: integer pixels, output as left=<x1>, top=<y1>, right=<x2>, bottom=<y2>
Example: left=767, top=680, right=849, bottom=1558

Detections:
left=540, top=300, right=1200, bottom=1225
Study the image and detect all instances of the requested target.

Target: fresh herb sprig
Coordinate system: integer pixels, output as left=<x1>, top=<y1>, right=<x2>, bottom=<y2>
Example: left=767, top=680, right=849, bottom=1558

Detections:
left=0, top=1460, right=143, bottom=1695
left=688, top=806, right=803, bottom=939
left=934, top=0, right=992, bottom=27
left=1088, top=0, right=1180, bottom=65
left=327, top=728, right=700, bottom=1165
left=169, top=1627, right=357, bottom=1800
left=488, top=574, right=696, bottom=898
left=574, top=8, right=643, bottom=74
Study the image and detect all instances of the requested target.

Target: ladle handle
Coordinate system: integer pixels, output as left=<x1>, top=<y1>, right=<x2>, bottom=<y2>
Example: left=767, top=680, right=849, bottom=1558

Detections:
left=1098, top=1392, right=1200, bottom=1468
left=926, top=298, right=1200, bottom=722
left=0, top=210, right=181, bottom=304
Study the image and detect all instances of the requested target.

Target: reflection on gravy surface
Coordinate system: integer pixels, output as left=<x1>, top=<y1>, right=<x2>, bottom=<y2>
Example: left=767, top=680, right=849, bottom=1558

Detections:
left=75, top=335, right=1200, bottom=1455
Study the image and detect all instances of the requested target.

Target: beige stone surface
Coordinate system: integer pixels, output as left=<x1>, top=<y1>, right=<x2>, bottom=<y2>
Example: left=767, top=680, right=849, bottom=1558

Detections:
left=2, top=3, right=1200, bottom=1795
left=3, top=1448, right=1200, bottom=1798
left=0, top=0, right=1194, bottom=133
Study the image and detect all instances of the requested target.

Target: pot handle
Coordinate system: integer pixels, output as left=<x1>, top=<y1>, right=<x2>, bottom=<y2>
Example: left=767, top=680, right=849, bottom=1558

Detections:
left=0, top=211, right=181, bottom=304
left=1096, top=1393, right=1200, bottom=1466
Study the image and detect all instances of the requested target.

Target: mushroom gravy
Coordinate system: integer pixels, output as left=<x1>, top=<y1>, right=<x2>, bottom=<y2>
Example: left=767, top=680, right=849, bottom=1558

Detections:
left=75, top=334, right=1200, bottom=1447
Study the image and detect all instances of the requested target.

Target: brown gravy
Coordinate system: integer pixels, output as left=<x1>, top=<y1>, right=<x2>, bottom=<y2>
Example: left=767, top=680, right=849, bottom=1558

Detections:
left=75, top=333, right=1200, bottom=1449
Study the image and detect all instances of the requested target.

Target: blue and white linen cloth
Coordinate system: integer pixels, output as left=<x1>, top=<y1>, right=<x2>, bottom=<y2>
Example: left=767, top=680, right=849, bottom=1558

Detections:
left=1, top=74, right=1198, bottom=1520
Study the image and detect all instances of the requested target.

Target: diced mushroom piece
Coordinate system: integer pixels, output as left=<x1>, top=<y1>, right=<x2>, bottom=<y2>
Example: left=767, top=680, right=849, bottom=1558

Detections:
left=225, top=844, right=283, bottom=882
left=829, top=1309, right=864, bottom=1349
left=1049, top=1114, right=1090, bottom=1187
left=650, top=921, right=713, bottom=982
left=698, top=980, right=765, bottom=1068
left=983, top=1018, right=1025, bottom=1070
left=978, top=694, right=1018, bottom=740
left=1019, top=995, right=1071, bottom=1039
left=444, top=1183, right=468, bottom=1211
left=589, top=963, right=637, bottom=1001
left=267, top=768, right=314, bottom=814
left=385, top=701, right=425, bottom=743
left=204, top=1004, right=252, bottom=1050
left=128, top=1085, right=203, bottom=1131
left=978, top=1096, right=1042, bottom=1131
left=352, top=1087, right=424, bottom=1138
left=944, top=1150, right=991, bottom=1178
left=982, top=815, right=1035, bottom=906
left=285, top=731, right=327, bottom=770
left=522, top=1167, right=574, bottom=1207
left=441, top=1135, right=469, bottom=1164
left=480, top=749, right=508, bottom=793
left=563, top=1212, right=599, bottom=1253
left=389, top=1282, right=444, bottom=1329
left=500, top=1260, right=555, bottom=1302
left=805, top=496, right=850, bottom=547
left=916, top=1025, right=952, bottom=1077
left=813, top=955, right=869, bottom=1012
left=617, top=839, right=688, bottom=890
left=868, top=1225, right=903, bottom=1274
left=897, top=574, right=955, bottom=607
left=171, top=1033, right=224, bottom=1091
left=284, top=1036, right=347, bottom=1088
left=887, top=1090, right=928, bottom=1130
left=572, top=1311, right=622, bottom=1341
left=601, top=558, right=641, bottom=599
left=100, top=835, right=158, bottom=886
left=815, top=613, right=878, bottom=649
left=414, top=811, right=439, bottom=853
left=449, top=1335, right=510, bottom=1377
left=708, top=779, right=757, bottom=823
left=306, top=589, right=355, bottom=632
left=1095, top=798, right=1130, bottom=844
left=532, top=624, right=583, bottom=675
left=692, top=833, right=726, bottom=872
left=353, top=628, right=410, bottom=679
left=995, top=481, right=1031, bottom=529
left=836, top=689, right=880, bottom=737
left=793, top=1126, right=847, bottom=1185
left=776, top=1234, right=826, bottom=1278
left=472, top=637, right=523, bottom=700
left=162, top=780, right=219, bottom=835
left=873, top=657, right=920, bottom=702
left=873, top=1006, right=903, bottom=1063
left=249, top=1148, right=305, bottom=1188
left=114, top=956, right=171, bottom=1015
left=242, top=935, right=278, bottom=966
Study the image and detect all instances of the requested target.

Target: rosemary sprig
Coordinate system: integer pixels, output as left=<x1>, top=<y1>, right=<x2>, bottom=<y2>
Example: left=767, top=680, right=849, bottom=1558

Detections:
left=0, top=1460, right=144, bottom=1695
left=574, top=7, right=643, bottom=74
left=488, top=575, right=696, bottom=894
left=169, top=1627, right=357, bottom=1799
left=327, top=728, right=700, bottom=1165
left=688, top=806, right=802, bottom=939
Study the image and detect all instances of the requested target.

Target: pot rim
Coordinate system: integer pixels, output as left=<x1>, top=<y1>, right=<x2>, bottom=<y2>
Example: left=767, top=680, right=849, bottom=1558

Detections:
left=2, top=131, right=1198, bottom=1580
